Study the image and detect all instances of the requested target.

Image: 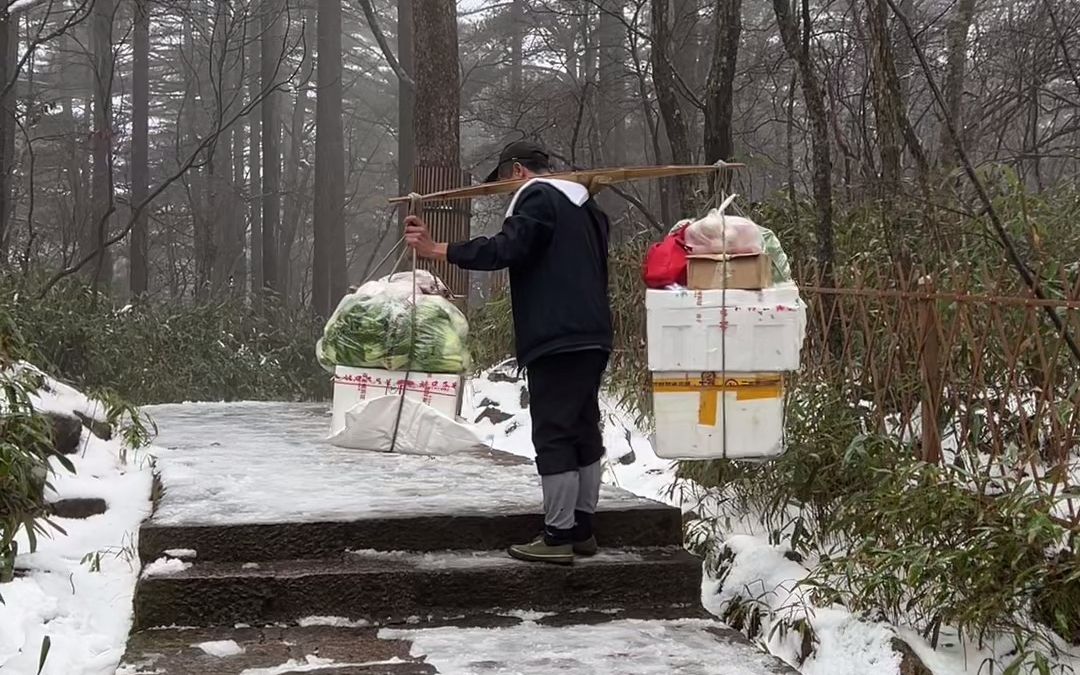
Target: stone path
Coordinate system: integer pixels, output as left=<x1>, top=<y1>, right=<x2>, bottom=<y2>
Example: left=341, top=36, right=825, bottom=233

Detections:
left=119, top=402, right=795, bottom=674
left=143, top=402, right=647, bottom=526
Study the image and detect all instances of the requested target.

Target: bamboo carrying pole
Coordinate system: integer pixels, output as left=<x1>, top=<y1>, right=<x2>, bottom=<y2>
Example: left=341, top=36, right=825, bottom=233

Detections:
left=387, top=162, right=745, bottom=205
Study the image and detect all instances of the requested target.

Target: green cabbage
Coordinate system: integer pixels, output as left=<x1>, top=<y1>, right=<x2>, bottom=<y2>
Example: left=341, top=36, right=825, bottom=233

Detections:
left=316, top=280, right=471, bottom=374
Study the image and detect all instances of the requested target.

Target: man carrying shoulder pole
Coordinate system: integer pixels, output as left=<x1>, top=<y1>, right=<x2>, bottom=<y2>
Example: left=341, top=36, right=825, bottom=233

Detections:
left=404, top=140, right=613, bottom=565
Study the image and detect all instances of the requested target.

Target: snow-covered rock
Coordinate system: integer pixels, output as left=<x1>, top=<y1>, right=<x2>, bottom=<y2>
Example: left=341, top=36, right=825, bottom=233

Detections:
left=0, top=371, right=153, bottom=675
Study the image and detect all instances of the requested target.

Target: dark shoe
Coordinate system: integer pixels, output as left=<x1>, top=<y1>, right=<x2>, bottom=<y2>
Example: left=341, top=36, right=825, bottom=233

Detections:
left=508, top=535, right=574, bottom=565
left=573, top=535, right=598, bottom=557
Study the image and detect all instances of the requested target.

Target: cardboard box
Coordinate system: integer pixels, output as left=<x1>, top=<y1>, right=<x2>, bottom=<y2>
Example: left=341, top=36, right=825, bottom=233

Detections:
left=687, top=253, right=771, bottom=290
left=651, top=371, right=786, bottom=460
left=645, top=286, right=807, bottom=372
left=331, top=366, right=463, bottom=436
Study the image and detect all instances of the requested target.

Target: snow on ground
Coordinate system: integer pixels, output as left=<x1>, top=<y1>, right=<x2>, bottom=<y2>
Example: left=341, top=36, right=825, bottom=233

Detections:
left=703, top=535, right=900, bottom=675
left=195, top=639, right=245, bottom=657
left=235, top=655, right=405, bottom=675
left=0, top=377, right=153, bottom=675
left=348, top=546, right=645, bottom=569
left=145, top=401, right=644, bottom=527
left=897, top=625, right=1080, bottom=675
left=699, top=525, right=1080, bottom=675
left=297, top=616, right=372, bottom=628
left=142, top=556, right=192, bottom=576
left=18, top=362, right=107, bottom=423
left=382, top=617, right=786, bottom=675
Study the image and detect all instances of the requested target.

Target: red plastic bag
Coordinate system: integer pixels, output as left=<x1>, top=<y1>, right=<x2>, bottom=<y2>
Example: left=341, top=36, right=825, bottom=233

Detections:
left=643, top=225, right=689, bottom=289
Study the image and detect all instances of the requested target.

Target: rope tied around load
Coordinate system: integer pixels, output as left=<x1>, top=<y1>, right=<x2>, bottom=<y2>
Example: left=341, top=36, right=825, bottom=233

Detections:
left=387, top=193, right=424, bottom=453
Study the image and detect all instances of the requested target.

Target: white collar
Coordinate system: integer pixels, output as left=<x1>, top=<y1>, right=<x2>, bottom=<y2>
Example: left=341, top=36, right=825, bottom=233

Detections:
left=505, top=177, right=590, bottom=217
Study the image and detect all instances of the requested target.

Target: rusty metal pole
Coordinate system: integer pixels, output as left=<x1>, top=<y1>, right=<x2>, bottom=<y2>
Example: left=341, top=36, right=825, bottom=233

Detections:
left=918, top=276, right=942, bottom=463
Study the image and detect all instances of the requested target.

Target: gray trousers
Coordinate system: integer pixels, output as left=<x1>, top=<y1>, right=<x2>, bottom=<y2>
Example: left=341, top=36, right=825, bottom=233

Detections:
left=541, top=460, right=602, bottom=530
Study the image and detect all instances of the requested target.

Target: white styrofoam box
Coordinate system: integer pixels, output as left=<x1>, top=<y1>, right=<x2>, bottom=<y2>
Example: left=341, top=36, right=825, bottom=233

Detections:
left=645, top=284, right=806, bottom=373
left=651, top=372, right=785, bottom=460
left=331, top=366, right=463, bottom=436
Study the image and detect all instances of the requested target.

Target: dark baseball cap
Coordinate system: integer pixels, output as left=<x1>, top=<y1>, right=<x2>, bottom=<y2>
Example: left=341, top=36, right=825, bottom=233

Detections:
left=484, top=140, right=550, bottom=183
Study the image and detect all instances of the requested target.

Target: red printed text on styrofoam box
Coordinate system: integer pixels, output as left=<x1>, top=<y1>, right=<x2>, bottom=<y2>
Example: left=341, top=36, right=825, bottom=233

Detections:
left=333, top=367, right=460, bottom=406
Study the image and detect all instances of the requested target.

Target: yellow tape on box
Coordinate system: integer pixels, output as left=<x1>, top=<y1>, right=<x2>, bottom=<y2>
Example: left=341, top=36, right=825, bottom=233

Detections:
left=651, top=373, right=783, bottom=426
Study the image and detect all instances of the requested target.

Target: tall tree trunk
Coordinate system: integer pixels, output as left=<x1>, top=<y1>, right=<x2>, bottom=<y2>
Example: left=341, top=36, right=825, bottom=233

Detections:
left=182, top=12, right=210, bottom=295
left=86, top=0, right=114, bottom=289
left=412, top=0, right=459, bottom=167
left=261, top=0, right=283, bottom=296
left=1024, top=68, right=1044, bottom=191
left=938, top=0, right=976, bottom=168
left=314, top=0, right=347, bottom=317
left=867, top=0, right=903, bottom=194
left=563, top=19, right=578, bottom=84
left=869, top=0, right=931, bottom=207
left=281, top=7, right=315, bottom=301
left=785, top=68, right=798, bottom=207
left=509, top=0, right=523, bottom=102
left=773, top=0, right=834, bottom=276
left=208, top=0, right=227, bottom=294
left=629, top=24, right=673, bottom=223
left=597, top=0, right=624, bottom=165
left=651, top=0, right=694, bottom=213
left=0, top=7, right=13, bottom=262
left=61, top=88, right=88, bottom=262
left=410, top=0, right=462, bottom=299
left=211, top=0, right=245, bottom=295
left=3, top=12, right=13, bottom=238
left=890, top=0, right=916, bottom=100
left=703, top=0, right=742, bottom=163
left=671, top=0, right=698, bottom=117
left=248, top=34, right=262, bottom=295
left=397, top=0, right=415, bottom=195
left=578, top=6, right=597, bottom=162
left=232, top=83, right=247, bottom=295
left=130, top=0, right=150, bottom=298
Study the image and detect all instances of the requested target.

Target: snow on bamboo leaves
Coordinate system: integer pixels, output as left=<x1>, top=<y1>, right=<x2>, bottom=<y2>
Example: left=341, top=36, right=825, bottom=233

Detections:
left=316, top=271, right=471, bottom=374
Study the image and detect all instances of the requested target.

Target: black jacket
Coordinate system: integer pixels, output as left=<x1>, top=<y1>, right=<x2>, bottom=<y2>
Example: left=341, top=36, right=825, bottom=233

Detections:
left=447, top=181, right=613, bottom=366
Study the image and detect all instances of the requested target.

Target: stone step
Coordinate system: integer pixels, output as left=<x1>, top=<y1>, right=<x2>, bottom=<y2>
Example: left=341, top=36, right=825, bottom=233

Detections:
left=138, top=503, right=683, bottom=563
left=121, top=615, right=798, bottom=675
left=133, top=547, right=704, bottom=631
left=122, top=624, right=434, bottom=675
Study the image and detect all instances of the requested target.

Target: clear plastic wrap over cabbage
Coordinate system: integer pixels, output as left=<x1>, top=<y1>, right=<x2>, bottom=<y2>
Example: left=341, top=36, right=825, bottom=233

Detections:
left=316, top=271, right=471, bottom=374
left=669, top=195, right=793, bottom=285
left=683, top=194, right=764, bottom=255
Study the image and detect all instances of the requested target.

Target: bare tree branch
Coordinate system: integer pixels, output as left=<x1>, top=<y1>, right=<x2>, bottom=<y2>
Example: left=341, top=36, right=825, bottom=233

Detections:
left=354, top=0, right=415, bottom=90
